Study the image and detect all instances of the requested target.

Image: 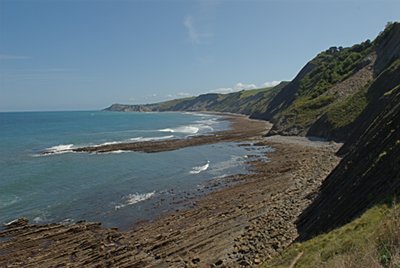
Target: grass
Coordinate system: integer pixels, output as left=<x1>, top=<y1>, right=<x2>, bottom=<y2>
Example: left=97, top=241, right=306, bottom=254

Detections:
left=279, top=95, right=335, bottom=129
left=156, top=97, right=195, bottom=110
left=239, top=87, right=272, bottom=99
left=323, top=84, right=369, bottom=128
left=384, top=84, right=400, bottom=97
left=263, top=202, right=400, bottom=268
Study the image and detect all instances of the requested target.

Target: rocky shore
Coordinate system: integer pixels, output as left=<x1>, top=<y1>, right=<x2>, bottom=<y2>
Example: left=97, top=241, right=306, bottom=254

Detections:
left=0, top=116, right=341, bottom=267
left=72, top=115, right=270, bottom=154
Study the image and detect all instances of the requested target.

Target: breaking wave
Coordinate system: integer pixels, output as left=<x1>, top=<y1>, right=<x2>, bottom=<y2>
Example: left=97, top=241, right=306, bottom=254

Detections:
left=190, top=160, right=210, bottom=174
left=129, top=135, right=174, bottom=142
left=195, top=118, right=219, bottom=125
left=98, top=150, right=127, bottom=154
left=43, top=144, right=75, bottom=155
left=114, top=191, right=156, bottom=210
left=159, top=124, right=215, bottom=135
left=160, top=125, right=200, bottom=134
left=96, top=141, right=122, bottom=146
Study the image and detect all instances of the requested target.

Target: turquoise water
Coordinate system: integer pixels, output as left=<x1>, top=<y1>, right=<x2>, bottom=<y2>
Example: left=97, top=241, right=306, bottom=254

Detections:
left=0, top=111, right=266, bottom=229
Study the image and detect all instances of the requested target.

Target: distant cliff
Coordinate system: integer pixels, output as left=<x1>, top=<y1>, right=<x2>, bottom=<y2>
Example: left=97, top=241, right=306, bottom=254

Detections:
left=104, top=82, right=288, bottom=115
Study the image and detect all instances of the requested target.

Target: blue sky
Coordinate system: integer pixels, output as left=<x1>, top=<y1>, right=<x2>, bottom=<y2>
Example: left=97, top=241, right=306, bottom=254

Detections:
left=0, top=0, right=399, bottom=112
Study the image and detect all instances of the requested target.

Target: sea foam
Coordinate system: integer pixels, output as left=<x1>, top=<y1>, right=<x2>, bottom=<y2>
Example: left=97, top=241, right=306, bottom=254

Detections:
left=114, top=191, right=156, bottom=210
left=159, top=125, right=200, bottom=134
left=43, top=144, right=75, bottom=155
left=190, top=160, right=210, bottom=174
left=159, top=123, right=215, bottom=135
left=129, top=135, right=174, bottom=142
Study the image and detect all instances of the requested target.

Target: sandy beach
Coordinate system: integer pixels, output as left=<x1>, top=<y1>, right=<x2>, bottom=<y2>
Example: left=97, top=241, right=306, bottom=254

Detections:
left=0, top=115, right=341, bottom=267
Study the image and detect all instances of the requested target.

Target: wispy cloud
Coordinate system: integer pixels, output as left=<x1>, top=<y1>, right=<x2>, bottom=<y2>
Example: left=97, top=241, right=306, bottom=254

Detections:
left=177, top=92, right=192, bottom=97
left=183, top=15, right=212, bottom=45
left=212, top=81, right=281, bottom=94
left=183, top=16, right=200, bottom=44
left=263, top=81, right=281, bottom=87
left=213, top=87, right=234, bottom=94
left=213, top=82, right=257, bottom=94
left=0, top=54, right=31, bottom=60
left=234, top=82, right=257, bottom=91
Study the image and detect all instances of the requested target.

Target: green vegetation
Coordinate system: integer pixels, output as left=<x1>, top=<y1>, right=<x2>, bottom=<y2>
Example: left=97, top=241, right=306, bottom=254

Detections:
left=161, top=84, right=284, bottom=115
left=383, top=84, right=397, bottom=96
left=105, top=82, right=289, bottom=114
left=387, top=59, right=400, bottom=72
left=299, top=41, right=372, bottom=98
left=279, top=95, right=335, bottom=130
left=323, top=84, right=369, bottom=128
left=239, top=87, right=272, bottom=99
left=264, top=203, right=400, bottom=268
left=265, top=38, right=375, bottom=135
left=157, top=97, right=195, bottom=110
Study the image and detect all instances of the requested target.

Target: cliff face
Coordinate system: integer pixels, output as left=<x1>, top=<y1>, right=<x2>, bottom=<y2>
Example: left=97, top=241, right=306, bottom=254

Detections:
left=256, top=22, right=400, bottom=142
left=251, top=62, right=316, bottom=121
left=257, top=41, right=374, bottom=137
left=104, top=82, right=287, bottom=115
left=297, top=79, right=400, bottom=240
left=295, top=24, right=400, bottom=239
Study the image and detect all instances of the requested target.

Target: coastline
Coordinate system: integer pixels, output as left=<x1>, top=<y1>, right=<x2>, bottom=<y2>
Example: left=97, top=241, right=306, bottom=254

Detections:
left=0, top=115, right=341, bottom=267
left=71, top=113, right=271, bottom=154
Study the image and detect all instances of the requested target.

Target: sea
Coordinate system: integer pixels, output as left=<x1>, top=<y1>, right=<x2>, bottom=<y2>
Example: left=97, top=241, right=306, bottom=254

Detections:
left=0, top=111, right=269, bottom=230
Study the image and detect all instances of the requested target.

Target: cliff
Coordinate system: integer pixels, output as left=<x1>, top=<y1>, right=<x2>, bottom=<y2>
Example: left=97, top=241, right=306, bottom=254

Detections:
left=296, top=23, right=400, bottom=239
left=297, top=71, right=400, bottom=240
left=255, top=22, right=400, bottom=142
left=104, top=82, right=288, bottom=115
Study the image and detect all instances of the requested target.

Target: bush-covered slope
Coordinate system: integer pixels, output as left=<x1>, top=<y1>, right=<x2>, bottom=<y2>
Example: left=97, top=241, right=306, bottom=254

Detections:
left=105, top=82, right=287, bottom=115
left=255, top=22, right=400, bottom=141
left=253, top=40, right=375, bottom=136
left=296, top=69, right=400, bottom=240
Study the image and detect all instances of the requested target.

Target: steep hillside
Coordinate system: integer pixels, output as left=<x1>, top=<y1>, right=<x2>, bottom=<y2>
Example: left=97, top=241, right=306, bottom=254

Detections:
left=296, top=65, right=400, bottom=240
left=105, top=82, right=288, bottom=115
left=255, top=22, right=400, bottom=141
left=253, top=40, right=374, bottom=136
left=267, top=30, right=400, bottom=264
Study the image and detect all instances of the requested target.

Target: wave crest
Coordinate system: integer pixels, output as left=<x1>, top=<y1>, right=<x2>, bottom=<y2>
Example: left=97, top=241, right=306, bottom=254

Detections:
left=114, top=191, right=155, bottom=210
left=129, top=135, right=174, bottom=142
left=190, top=161, right=210, bottom=174
left=43, top=144, right=74, bottom=155
left=160, top=126, right=200, bottom=134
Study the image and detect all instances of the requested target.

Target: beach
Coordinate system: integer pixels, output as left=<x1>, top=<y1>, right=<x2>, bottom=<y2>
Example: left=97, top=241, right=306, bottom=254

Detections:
left=70, top=114, right=272, bottom=154
left=0, top=115, right=341, bottom=267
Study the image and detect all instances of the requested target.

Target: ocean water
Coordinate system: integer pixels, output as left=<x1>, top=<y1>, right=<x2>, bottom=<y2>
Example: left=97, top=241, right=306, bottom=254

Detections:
left=0, top=111, right=268, bottom=229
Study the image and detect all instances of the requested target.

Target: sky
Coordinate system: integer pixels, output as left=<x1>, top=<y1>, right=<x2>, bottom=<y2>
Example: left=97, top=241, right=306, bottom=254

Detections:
left=0, top=0, right=399, bottom=112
